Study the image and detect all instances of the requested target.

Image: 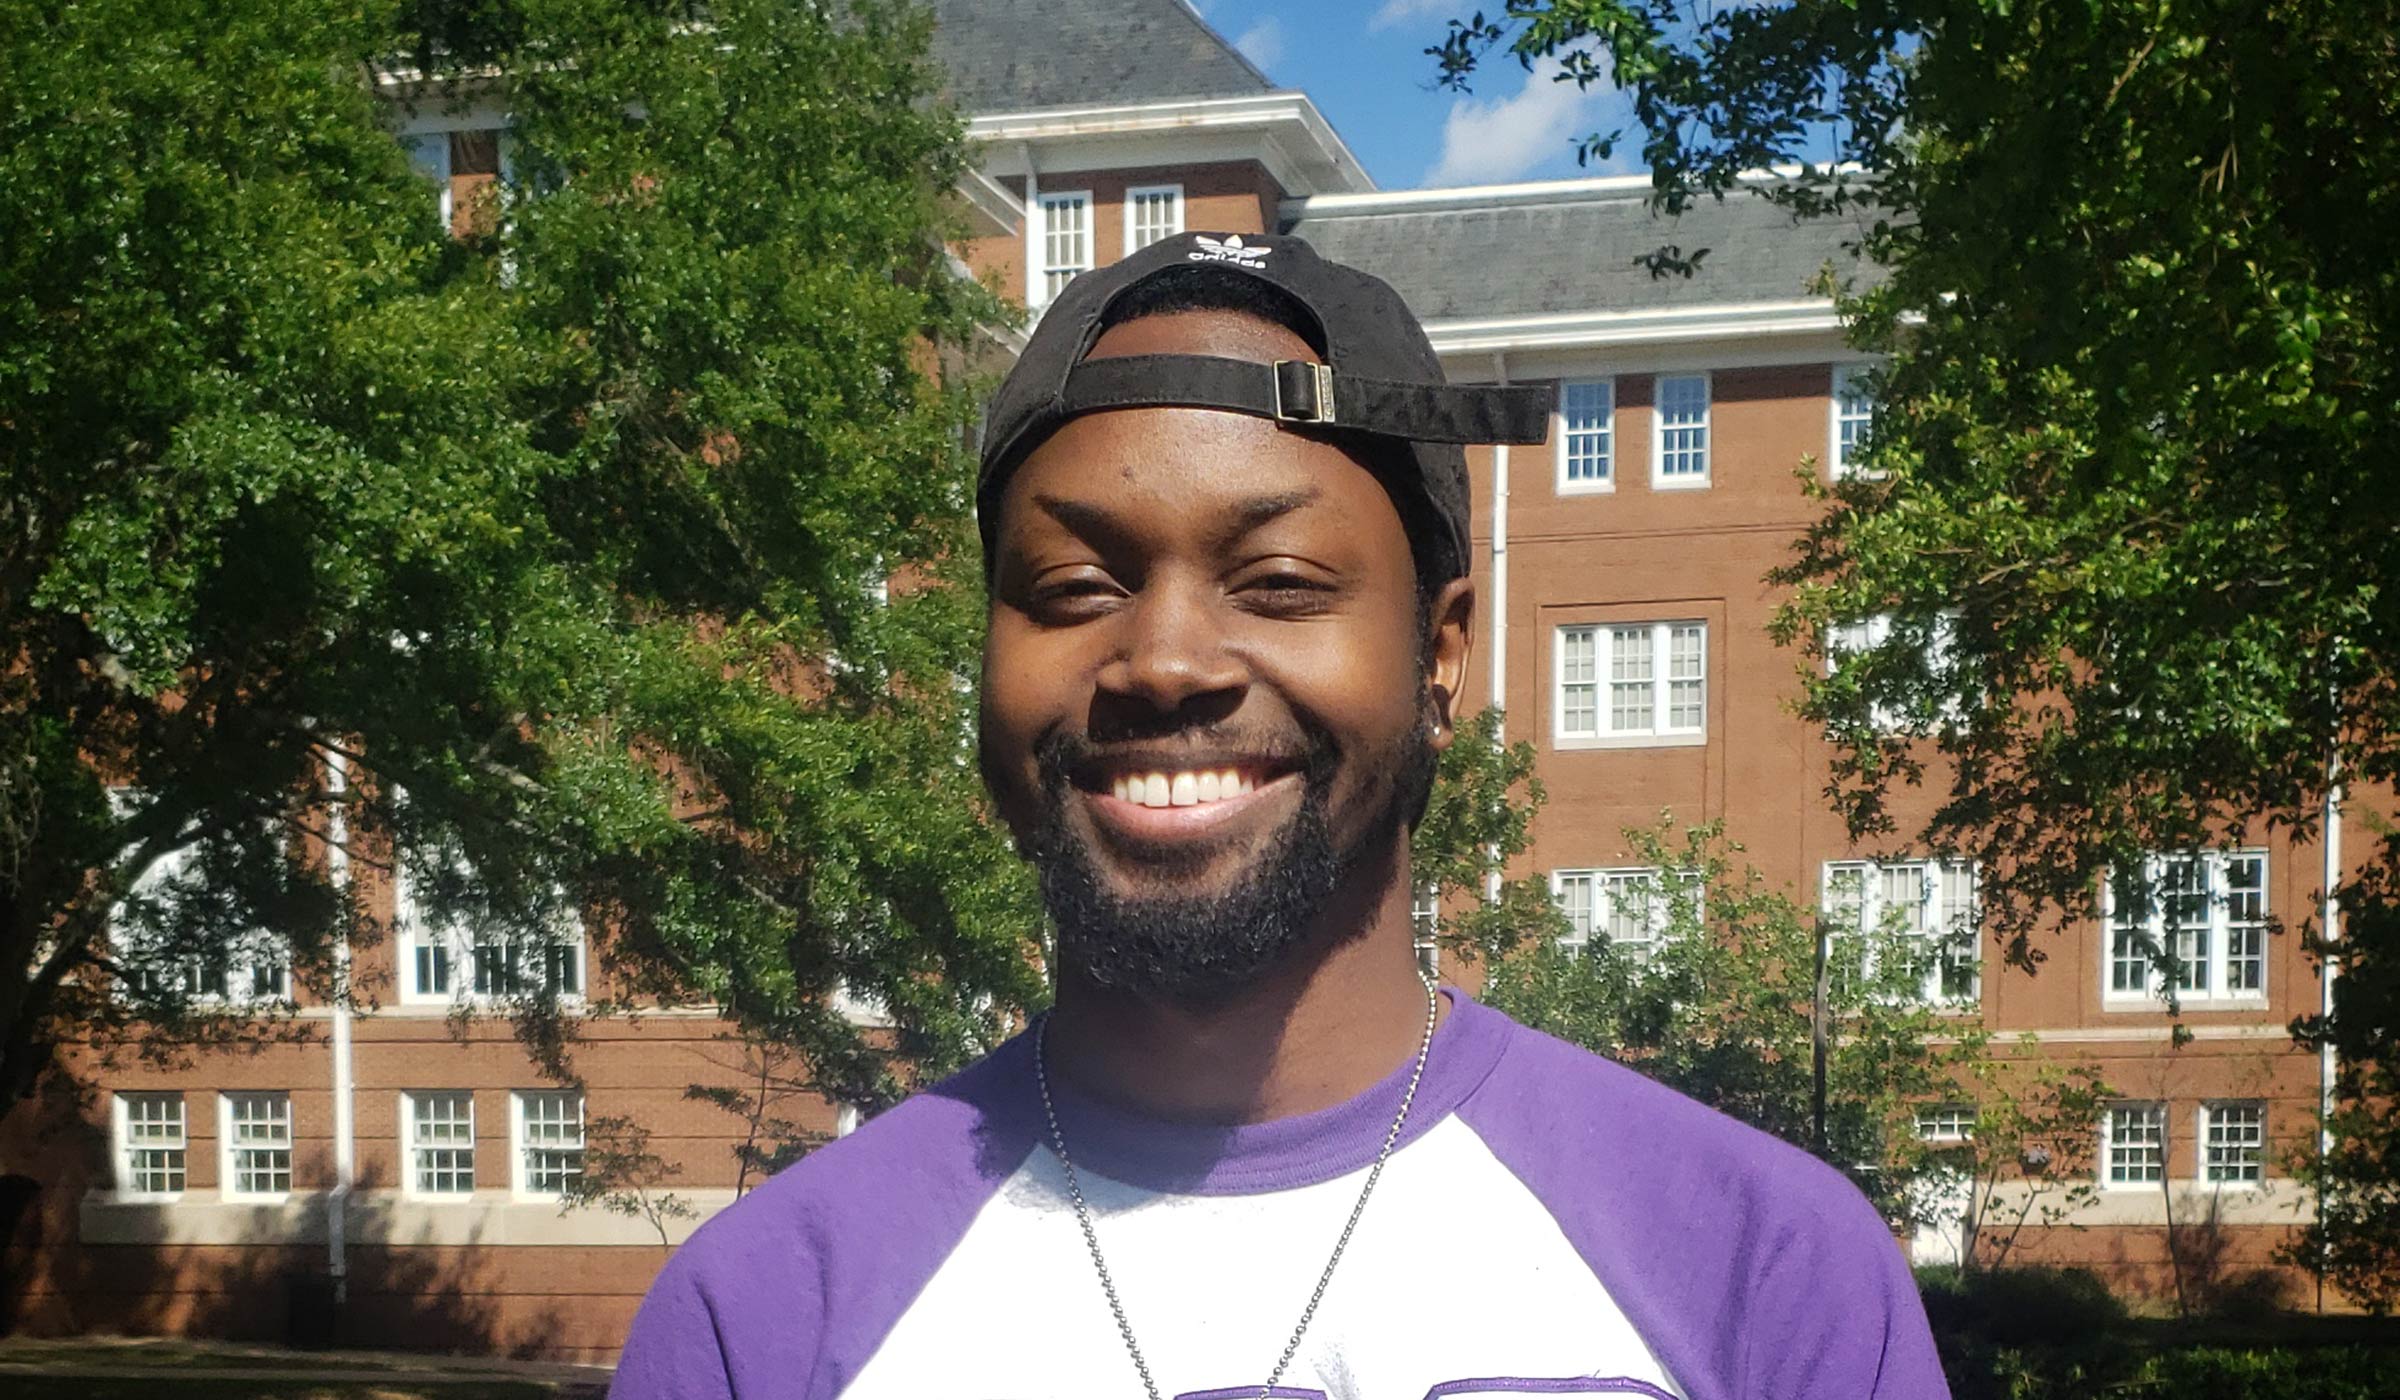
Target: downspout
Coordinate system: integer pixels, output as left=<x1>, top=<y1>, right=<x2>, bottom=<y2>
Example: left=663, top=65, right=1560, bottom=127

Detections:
left=1484, top=350, right=1511, bottom=906
left=326, top=750, right=355, bottom=1305
left=2318, top=704, right=2342, bottom=1312
left=1021, top=143, right=1042, bottom=314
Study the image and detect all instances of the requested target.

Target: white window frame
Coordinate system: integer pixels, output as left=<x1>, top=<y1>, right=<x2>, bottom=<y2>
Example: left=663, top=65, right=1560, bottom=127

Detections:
left=219, top=1091, right=294, bottom=1202
left=1552, top=621, right=1707, bottom=748
left=2101, top=1102, right=2166, bottom=1189
left=107, top=797, right=294, bottom=1011
left=510, top=1089, right=586, bottom=1202
left=403, top=1090, right=478, bottom=1199
left=1037, top=191, right=1094, bottom=305
left=2101, top=850, right=2269, bottom=1008
left=1820, top=858, right=1981, bottom=1006
left=113, top=1092, right=188, bottom=1201
left=395, top=856, right=587, bottom=1009
left=1555, top=379, right=1615, bottom=493
left=1915, top=1104, right=1976, bottom=1143
left=2199, top=1101, right=2266, bottom=1187
left=1551, top=867, right=1679, bottom=960
left=1829, top=362, right=1880, bottom=480
left=1651, top=372, right=1712, bottom=488
left=1122, top=184, right=1185, bottom=255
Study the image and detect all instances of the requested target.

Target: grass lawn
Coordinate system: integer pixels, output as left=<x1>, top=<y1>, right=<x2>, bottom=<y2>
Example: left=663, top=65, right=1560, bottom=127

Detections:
left=0, top=1337, right=608, bottom=1399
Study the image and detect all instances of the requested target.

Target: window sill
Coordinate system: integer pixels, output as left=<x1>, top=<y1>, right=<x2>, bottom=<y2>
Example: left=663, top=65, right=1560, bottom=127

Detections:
left=1554, top=731, right=1707, bottom=751
left=2101, top=994, right=2270, bottom=1013
left=1650, top=474, right=1712, bottom=491
left=1556, top=478, right=1616, bottom=496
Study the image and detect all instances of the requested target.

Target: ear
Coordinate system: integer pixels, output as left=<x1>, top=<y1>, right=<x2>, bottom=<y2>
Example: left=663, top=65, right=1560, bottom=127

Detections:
left=1424, top=576, right=1475, bottom=751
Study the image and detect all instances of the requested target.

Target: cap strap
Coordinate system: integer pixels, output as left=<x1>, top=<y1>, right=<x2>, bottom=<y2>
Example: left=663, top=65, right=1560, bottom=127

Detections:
left=1057, top=354, right=1551, bottom=446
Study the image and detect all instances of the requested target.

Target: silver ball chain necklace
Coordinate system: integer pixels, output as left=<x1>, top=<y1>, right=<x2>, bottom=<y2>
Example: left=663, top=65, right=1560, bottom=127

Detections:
left=1032, top=973, right=1442, bottom=1400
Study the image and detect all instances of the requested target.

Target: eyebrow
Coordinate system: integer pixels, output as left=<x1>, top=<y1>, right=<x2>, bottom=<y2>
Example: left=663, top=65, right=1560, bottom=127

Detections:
left=1031, top=486, right=1324, bottom=552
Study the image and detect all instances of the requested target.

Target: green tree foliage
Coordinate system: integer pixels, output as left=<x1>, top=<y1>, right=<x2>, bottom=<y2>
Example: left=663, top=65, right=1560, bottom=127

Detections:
left=1430, top=0, right=2400, bottom=1304
left=0, top=0, right=1042, bottom=1138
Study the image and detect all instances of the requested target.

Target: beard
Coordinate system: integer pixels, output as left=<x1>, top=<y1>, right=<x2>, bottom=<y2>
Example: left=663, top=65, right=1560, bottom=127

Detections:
left=1009, top=703, right=1441, bottom=1005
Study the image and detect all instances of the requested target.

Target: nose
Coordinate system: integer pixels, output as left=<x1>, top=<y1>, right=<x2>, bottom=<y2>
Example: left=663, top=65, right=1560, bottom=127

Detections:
left=1098, top=575, right=1248, bottom=715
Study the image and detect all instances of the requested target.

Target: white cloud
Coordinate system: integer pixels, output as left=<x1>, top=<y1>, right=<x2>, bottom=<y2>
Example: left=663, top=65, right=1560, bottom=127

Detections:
left=1368, top=0, right=1453, bottom=32
left=1420, top=57, right=1623, bottom=188
left=1234, top=18, right=1285, bottom=74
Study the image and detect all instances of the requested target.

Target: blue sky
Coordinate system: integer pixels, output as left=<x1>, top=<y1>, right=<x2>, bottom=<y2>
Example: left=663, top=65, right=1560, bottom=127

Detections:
left=1187, top=0, right=1643, bottom=190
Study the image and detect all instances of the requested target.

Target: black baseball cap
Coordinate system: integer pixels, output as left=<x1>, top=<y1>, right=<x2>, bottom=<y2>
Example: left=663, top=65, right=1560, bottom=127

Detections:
left=976, top=230, right=1551, bottom=578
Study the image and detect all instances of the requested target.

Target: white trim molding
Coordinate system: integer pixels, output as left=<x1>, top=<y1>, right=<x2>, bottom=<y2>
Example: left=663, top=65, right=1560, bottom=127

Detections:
left=969, top=93, right=1374, bottom=196
left=1423, top=300, right=1841, bottom=356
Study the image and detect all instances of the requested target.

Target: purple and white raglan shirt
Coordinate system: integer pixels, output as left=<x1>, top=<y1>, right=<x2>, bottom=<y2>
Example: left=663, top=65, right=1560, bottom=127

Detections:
left=611, top=992, right=1950, bottom=1400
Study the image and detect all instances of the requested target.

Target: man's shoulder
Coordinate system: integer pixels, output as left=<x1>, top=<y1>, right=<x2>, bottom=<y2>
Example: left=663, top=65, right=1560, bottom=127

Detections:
left=1468, top=1001, right=1876, bottom=1219
left=666, top=1034, right=1043, bottom=1286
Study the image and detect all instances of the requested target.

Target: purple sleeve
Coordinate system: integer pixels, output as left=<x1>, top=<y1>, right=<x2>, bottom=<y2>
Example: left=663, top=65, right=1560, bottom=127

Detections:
left=1456, top=1006, right=1950, bottom=1400
left=609, top=1038, right=1044, bottom=1400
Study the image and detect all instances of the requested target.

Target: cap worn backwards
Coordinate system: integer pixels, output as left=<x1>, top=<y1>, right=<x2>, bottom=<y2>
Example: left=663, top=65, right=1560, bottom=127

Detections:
left=976, top=230, right=1552, bottom=579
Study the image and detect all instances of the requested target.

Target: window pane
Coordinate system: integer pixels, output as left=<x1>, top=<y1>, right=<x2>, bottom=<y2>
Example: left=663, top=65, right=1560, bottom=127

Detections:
left=1666, top=624, right=1705, bottom=729
left=1127, top=188, right=1181, bottom=250
left=1601, top=870, right=1660, bottom=952
left=1657, top=375, right=1710, bottom=478
left=226, top=1092, right=293, bottom=1196
left=1042, top=195, right=1091, bottom=300
left=1555, top=874, right=1594, bottom=949
left=519, top=1091, right=585, bottom=1195
left=1833, top=365, right=1875, bottom=476
left=2108, top=1104, right=2164, bottom=1184
left=411, top=1092, right=476, bottom=1195
left=2163, top=857, right=2210, bottom=993
left=415, top=942, right=451, bottom=996
left=2223, top=853, right=2267, bottom=993
left=1916, top=1105, right=1974, bottom=1142
left=2107, top=869, right=2152, bottom=993
left=2205, top=1103, right=2265, bottom=1183
left=1561, top=381, right=1612, bottom=483
left=1608, top=626, right=1655, bottom=732
left=1559, top=628, right=1597, bottom=735
left=121, top=1093, right=187, bottom=1194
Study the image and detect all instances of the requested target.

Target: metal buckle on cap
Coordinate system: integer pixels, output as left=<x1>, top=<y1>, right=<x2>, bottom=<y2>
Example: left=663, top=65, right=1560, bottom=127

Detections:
left=1271, top=360, right=1337, bottom=425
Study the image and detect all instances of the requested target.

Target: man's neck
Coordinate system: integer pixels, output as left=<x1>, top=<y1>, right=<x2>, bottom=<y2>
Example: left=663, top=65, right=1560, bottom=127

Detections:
left=1042, top=857, right=1441, bottom=1125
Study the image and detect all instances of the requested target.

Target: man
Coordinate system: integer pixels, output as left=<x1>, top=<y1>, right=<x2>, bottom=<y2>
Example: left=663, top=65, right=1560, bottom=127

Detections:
left=611, top=232, right=1950, bottom=1400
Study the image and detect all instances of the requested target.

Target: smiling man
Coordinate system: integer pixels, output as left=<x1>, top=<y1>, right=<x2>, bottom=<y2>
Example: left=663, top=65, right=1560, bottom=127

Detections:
left=610, top=233, right=1950, bottom=1400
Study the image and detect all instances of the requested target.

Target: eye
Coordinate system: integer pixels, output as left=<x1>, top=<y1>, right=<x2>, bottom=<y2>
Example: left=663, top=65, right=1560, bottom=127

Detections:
left=1232, top=561, right=1337, bottom=617
left=1025, top=567, right=1126, bottom=622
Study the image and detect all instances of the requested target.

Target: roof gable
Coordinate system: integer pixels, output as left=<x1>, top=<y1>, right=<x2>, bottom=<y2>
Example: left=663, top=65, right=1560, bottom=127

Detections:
left=928, top=0, right=1275, bottom=115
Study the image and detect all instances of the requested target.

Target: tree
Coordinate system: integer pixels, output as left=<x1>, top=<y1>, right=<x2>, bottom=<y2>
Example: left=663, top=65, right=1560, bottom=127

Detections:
left=1475, top=818, right=1972, bottom=1219
left=1429, top=1, right=2400, bottom=1302
left=0, top=0, right=1043, bottom=1146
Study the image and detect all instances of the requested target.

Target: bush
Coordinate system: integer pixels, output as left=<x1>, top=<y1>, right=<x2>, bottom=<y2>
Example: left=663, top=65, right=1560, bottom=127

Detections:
left=2142, top=1347, right=2395, bottom=1399
left=1917, top=1264, right=2128, bottom=1346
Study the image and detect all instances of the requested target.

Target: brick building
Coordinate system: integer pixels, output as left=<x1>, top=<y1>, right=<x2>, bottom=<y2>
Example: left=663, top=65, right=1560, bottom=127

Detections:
left=0, top=0, right=2347, bottom=1360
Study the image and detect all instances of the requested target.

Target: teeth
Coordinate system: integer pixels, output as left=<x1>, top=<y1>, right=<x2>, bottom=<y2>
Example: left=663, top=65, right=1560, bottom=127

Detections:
left=1106, top=768, right=1265, bottom=806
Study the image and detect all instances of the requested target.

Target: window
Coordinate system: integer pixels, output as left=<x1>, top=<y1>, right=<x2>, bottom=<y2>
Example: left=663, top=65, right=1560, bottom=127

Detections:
left=2104, top=1103, right=2165, bottom=1187
left=396, top=853, right=586, bottom=1006
left=1830, top=363, right=1878, bottom=479
left=407, top=1091, right=476, bottom=1197
left=108, top=796, right=292, bottom=1009
left=1554, top=622, right=1706, bottom=745
left=221, top=1091, right=294, bottom=1200
left=116, top=1092, right=187, bottom=1197
left=2104, top=851, right=2268, bottom=1004
left=1552, top=868, right=1674, bottom=959
left=1039, top=192, right=1093, bottom=302
left=1652, top=374, right=1711, bottom=486
left=1557, top=380, right=1614, bottom=490
left=2202, top=1102, right=2265, bottom=1185
left=514, top=1090, right=585, bottom=1198
left=1916, top=1105, right=1976, bottom=1143
left=1825, top=611, right=1961, bottom=733
left=1821, top=859, right=1980, bottom=1004
left=1124, top=185, right=1184, bottom=253
left=1411, top=882, right=1440, bottom=978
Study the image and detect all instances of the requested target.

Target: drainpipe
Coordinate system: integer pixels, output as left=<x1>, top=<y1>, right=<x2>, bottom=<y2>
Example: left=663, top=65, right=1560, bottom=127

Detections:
left=2318, top=713, right=2342, bottom=1312
left=1021, top=143, right=1041, bottom=314
left=326, top=750, right=355, bottom=1305
left=1484, top=351, right=1511, bottom=906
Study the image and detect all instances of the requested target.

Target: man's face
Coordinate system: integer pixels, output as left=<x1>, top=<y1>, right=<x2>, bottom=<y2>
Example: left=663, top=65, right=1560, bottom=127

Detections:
left=978, top=309, right=1469, bottom=1001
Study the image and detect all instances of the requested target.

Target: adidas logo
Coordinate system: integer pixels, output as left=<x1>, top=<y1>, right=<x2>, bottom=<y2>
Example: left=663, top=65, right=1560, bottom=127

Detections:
left=1187, top=233, right=1271, bottom=268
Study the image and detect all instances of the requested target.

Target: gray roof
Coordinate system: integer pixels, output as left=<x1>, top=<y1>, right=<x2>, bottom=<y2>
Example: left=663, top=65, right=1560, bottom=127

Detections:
left=928, top=0, right=1274, bottom=115
left=1282, top=186, right=1883, bottom=321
